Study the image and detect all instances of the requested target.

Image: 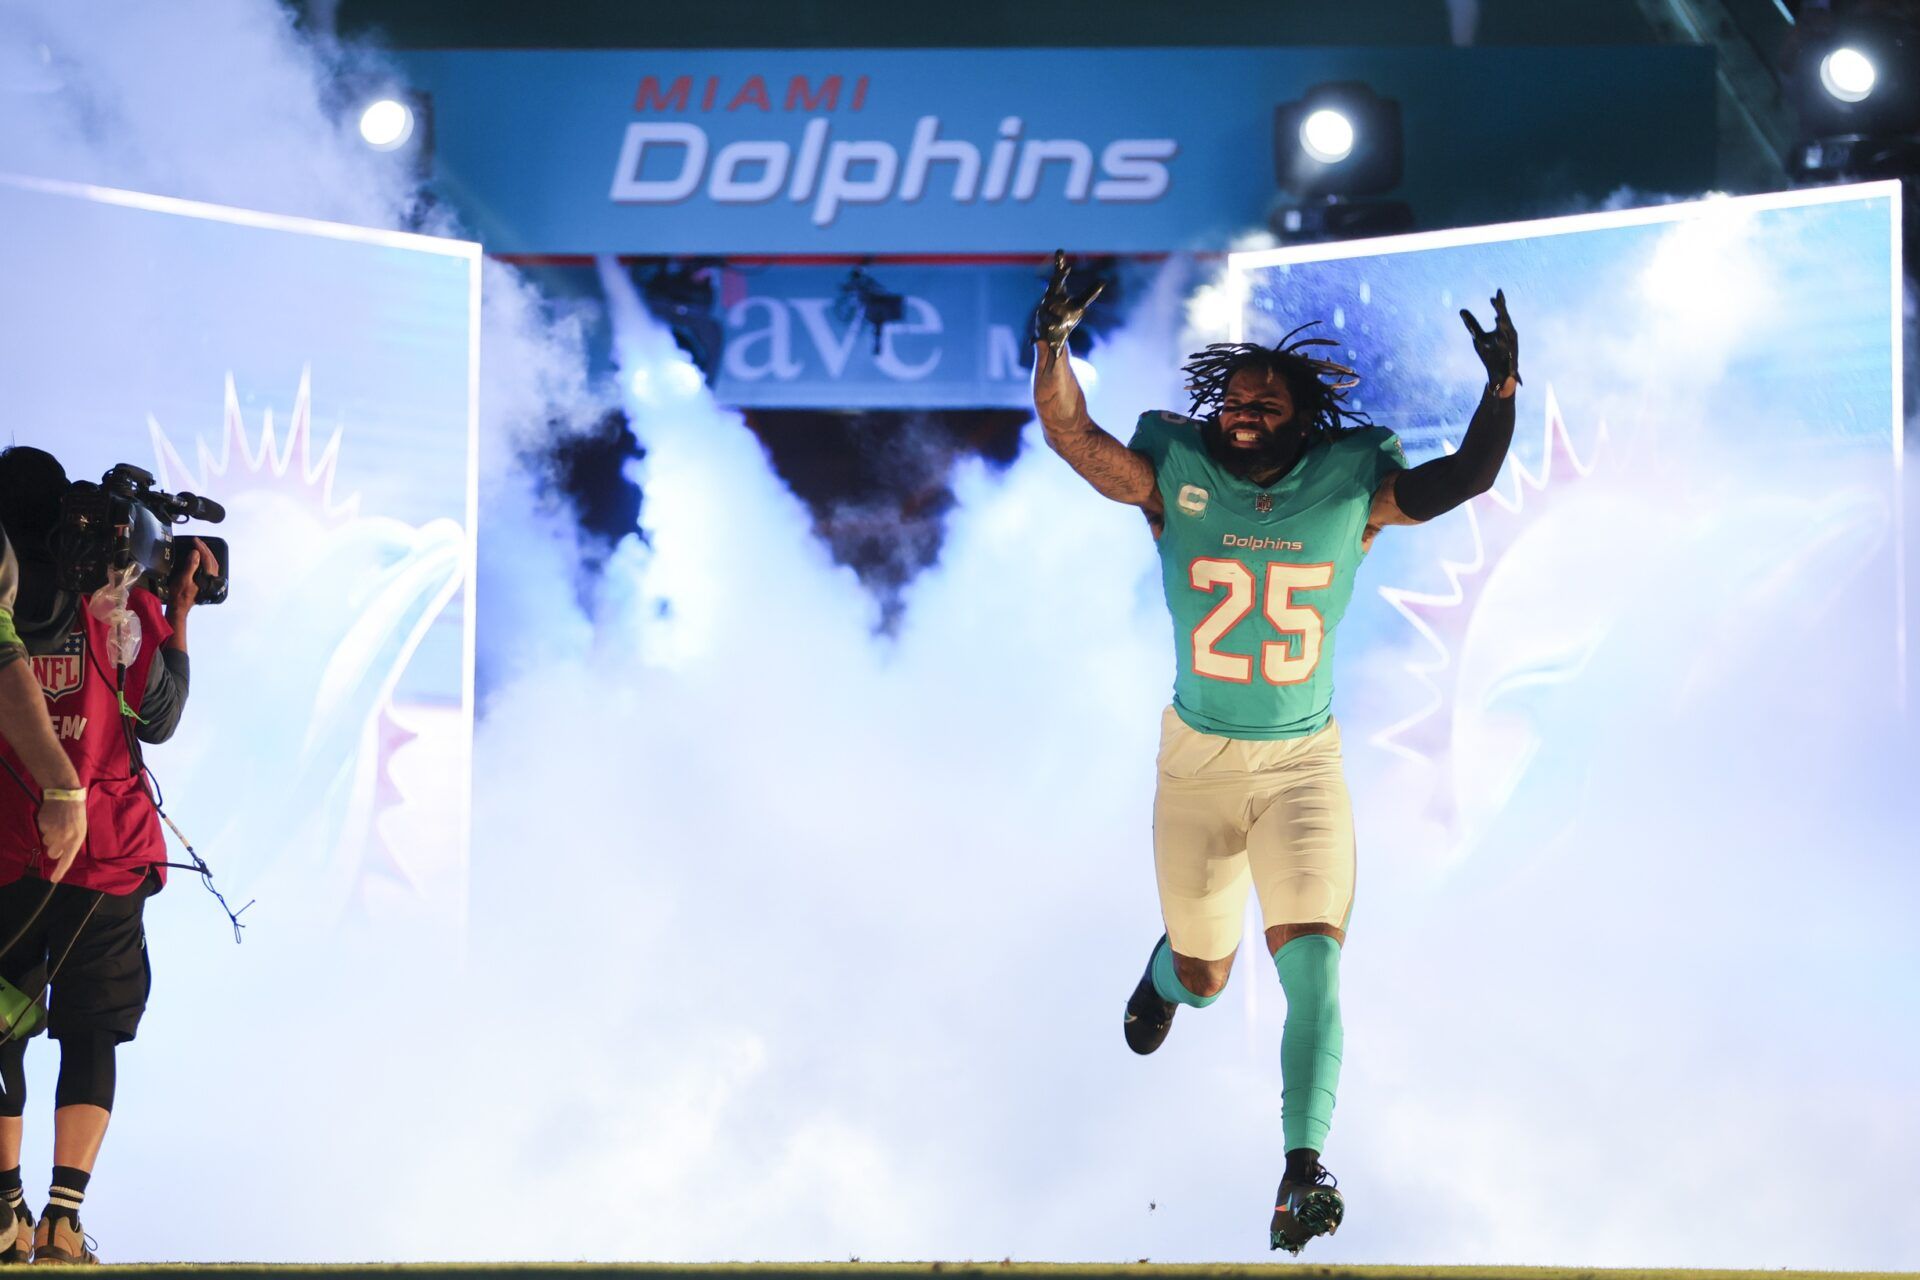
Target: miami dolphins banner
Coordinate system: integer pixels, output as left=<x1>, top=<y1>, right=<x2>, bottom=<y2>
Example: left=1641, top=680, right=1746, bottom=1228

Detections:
left=398, top=46, right=1714, bottom=253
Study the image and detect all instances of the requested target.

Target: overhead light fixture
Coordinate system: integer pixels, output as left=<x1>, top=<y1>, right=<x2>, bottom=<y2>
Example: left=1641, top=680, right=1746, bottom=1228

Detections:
left=1273, top=82, right=1402, bottom=199
left=1818, top=47, right=1877, bottom=103
left=1784, top=9, right=1918, bottom=182
left=358, top=98, right=415, bottom=151
left=1299, top=109, right=1357, bottom=165
left=1271, top=82, right=1411, bottom=242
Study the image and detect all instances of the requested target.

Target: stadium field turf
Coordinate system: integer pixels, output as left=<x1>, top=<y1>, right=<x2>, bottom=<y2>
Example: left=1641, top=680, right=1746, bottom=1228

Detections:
left=58, top=1266, right=1919, bottom=1278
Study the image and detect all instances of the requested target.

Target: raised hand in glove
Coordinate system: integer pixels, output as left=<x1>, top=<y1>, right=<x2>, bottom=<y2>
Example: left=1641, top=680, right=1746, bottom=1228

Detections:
left=1460, top=289, right=1521, bottom=395
left=1033, top=249, right=1105, bottom=358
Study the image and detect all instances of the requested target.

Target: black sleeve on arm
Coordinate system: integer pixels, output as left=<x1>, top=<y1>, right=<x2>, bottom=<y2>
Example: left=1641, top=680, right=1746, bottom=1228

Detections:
left=1392, top=388, right=1516, bottom=522
left=134, top=648, right=190, bottom=745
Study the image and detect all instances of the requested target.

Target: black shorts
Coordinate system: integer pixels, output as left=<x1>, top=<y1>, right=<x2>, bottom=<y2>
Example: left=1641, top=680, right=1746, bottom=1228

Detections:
left=0, top=874, right=155, bottom=1043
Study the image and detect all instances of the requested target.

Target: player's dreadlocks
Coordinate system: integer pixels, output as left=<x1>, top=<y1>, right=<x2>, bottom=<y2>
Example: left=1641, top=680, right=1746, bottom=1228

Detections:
left=1182, top=323, right=1372, bottom=442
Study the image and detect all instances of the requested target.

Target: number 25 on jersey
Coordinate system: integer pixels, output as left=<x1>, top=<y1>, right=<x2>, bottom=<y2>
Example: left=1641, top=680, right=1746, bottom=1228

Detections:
left=1188, top=560, right=1334, bottom=686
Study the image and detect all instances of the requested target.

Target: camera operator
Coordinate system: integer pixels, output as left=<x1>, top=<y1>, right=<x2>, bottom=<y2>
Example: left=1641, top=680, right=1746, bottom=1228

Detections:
left=0, top=446, right=211, bottom=1265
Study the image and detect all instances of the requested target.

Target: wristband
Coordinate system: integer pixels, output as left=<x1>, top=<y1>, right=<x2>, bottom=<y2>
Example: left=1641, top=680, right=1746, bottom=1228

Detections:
left=42, top=787, right=86, bottom=804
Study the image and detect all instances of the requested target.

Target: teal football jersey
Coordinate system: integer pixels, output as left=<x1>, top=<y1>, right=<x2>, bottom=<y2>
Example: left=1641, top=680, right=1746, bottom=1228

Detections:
left=1128, top=411, right=1407, bottom=739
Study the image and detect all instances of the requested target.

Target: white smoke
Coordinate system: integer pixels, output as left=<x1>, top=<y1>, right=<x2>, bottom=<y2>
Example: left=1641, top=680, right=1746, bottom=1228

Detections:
left=0, top=2, right=1914, bottom=1270
left=453, top=204, right=1919, bottom=1271
left=0, top=0, right=613, bottom=1263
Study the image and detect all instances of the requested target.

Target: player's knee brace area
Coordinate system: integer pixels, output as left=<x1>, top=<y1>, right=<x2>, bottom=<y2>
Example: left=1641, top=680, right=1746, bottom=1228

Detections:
left=53, top=1032, right=117, bottom=1112
left=1151, top=938, right=1224, bottom=1007
left=0, top=1037, right=24, bottom=1118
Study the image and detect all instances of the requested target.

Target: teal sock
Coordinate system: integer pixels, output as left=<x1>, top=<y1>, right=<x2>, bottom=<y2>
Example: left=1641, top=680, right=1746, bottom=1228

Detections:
left=1149, top=937, right=1220, bottom=1008
left=1274, top=934, right=1343, bottom=1152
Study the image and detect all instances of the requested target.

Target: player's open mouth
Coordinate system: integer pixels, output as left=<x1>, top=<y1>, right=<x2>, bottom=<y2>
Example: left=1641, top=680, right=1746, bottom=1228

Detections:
left=1227, top=427, right=1265, bottom=446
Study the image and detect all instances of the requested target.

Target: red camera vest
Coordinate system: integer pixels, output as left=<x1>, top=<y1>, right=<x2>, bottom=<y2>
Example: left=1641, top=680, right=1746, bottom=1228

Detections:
left=0, top=589, right=171, bottom=895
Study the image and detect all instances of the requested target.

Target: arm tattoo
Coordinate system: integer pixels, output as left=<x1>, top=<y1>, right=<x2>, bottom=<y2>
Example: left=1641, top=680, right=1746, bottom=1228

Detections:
left=1046, top=421, right=1157, bottom=504
left=1032, top=349, right=1157, bottom=507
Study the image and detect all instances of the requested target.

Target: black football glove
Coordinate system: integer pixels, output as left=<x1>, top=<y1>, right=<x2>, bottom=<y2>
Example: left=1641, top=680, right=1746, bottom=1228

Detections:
left=1460, top=289, right=1521, bottom=392
left=1033, top=249, right=1105, bottom=357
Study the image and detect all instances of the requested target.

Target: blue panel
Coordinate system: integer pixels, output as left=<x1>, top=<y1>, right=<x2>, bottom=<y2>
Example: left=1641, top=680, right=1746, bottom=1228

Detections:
left=711, top=264, right=1044, bottom=408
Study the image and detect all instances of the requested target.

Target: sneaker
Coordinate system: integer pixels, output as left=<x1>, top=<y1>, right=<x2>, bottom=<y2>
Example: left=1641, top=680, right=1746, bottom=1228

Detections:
left=1270, top=1160, right=1343, bottom=1255
left=1, top=1203, right=29, bottom=1265
left=1123, top=935, right=1177, bottom=1055
left=31, top=1213, right=95, bottom=1266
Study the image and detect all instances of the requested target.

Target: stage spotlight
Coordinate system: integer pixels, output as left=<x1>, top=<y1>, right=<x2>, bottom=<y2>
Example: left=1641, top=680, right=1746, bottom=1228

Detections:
left=1270, top=82, right=1411, bottom=243
left=358, top=98, right=414, bottom=151
left=1273, top=82, right=1402, bottom=199
left=1299, top=109, right=1356, bottom=165
left=1783, top=8, right=1919, bottom=181
left=1819, top=47, right=1877, bottom=103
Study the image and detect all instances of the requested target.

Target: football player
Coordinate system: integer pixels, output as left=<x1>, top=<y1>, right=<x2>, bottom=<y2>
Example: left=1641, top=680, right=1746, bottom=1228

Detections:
left=1030, top=251, right=1519, bottom=1254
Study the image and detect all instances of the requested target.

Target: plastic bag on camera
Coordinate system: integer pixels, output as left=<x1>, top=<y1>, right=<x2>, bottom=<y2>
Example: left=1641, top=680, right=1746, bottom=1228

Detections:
left=87, top=564, right=143, bottom=670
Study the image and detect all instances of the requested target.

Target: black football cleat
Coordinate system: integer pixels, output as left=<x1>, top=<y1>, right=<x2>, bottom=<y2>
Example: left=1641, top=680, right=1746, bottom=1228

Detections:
left=1123, top=935, right=1177, bottom=1055
left=1270, top=1160, right=1343, bottom=1255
